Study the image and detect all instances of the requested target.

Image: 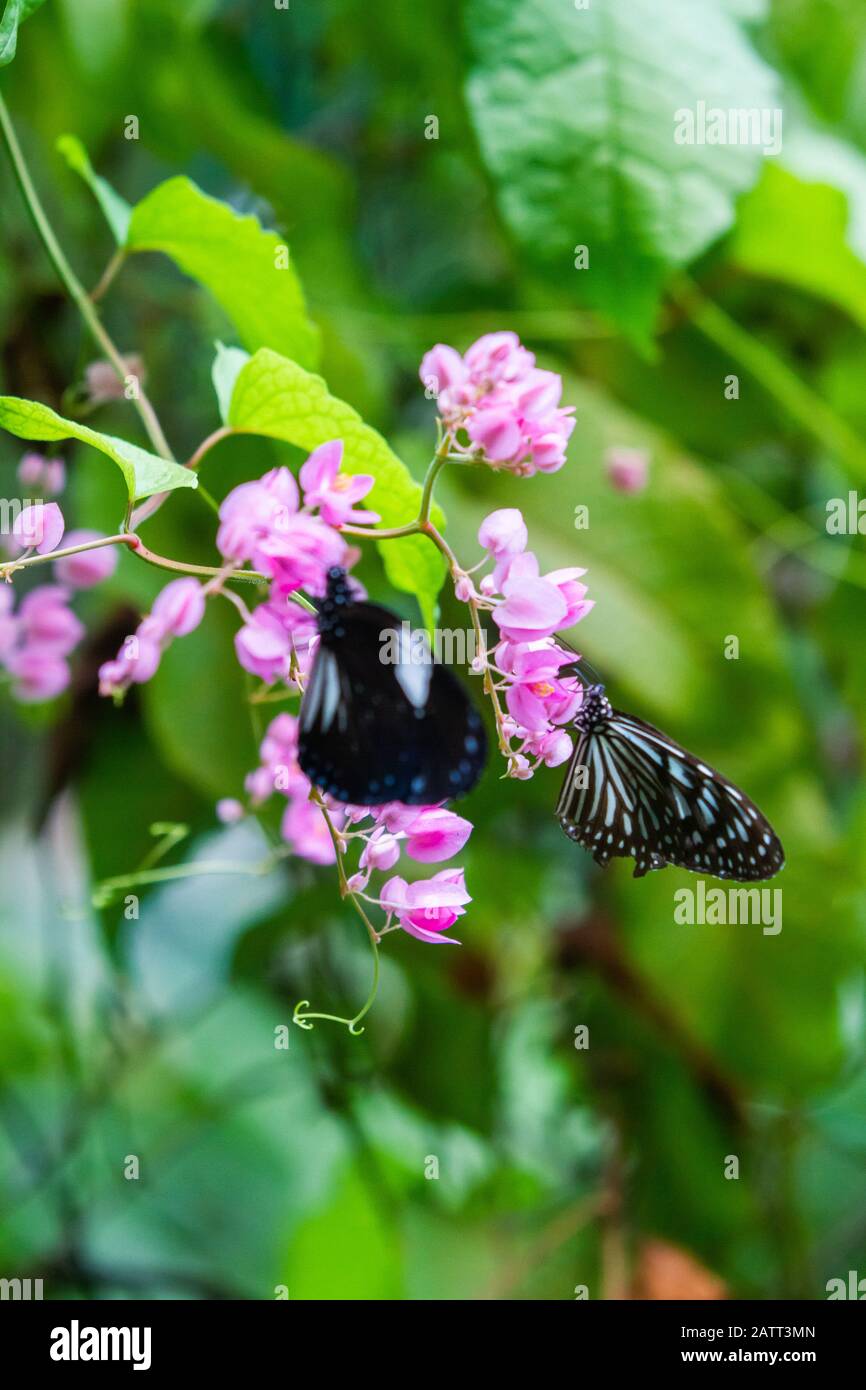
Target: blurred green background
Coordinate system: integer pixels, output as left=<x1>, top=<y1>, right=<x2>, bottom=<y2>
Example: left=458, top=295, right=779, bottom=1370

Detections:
left=1, top=0, right=865, bottom=1300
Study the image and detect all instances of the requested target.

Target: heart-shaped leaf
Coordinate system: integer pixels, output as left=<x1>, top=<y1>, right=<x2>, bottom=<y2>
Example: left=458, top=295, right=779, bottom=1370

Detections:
left=0, top=396, right=197, bottom=502
left=226, top=348, right=446, bottom=627
left=126, top=178, right=319, bottom=370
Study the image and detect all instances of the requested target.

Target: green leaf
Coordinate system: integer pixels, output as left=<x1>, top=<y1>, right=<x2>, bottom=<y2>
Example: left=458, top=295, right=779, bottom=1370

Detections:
left=730, top=163, right=866, bottom=334
left=0, top=396, right=197, bottom=501
left=126, top=177, right=320, bottom=369
left=281, top=1165, right=402, bottom=1299
left=227, top=348, right=446, bottom=627
left=0, top=0, right=46, bottom=66
left=56, top=133, right=132, bottom=245
left=211, top=341, right=250, bottom=425
left=465, top=0, right=779, bottom=345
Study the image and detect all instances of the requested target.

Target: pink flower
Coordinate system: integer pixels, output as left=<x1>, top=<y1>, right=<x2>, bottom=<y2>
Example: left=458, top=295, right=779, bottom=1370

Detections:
left=464, top=331, right=534, bottom=385
left=403, top=807, right=473, bottom=863
left=150, top=578, right=205, bottom=637
left=419, top=332, right=575, bottom=476
left=606, top=446, right=649, bottom=494
left=216, top=798, right=245, bottom=824
left=11, top=501, right=64, bottom=555
left=18, top=586, right=84, bottom=654
left=256, top=513, right=348, bottom=592
left=53, top=531, right=119, bottom=589
left=535, top=728, right=574, bottom=767
left=359, top=828, right=401, bottom=872
left=17, top=453, right=65, bottom=496
left=0, top=589, right=17, bottom=660
left=478, top=507, right=528, bottom=585
left=478, top=508, right=528, bottom=559
left=235, top=615, right=292, bottom=684
left=467, top=407, right=522, bottom=462
left=281, top=797, right=341, bottom=865
left=85, top=355, right=145, bottom=405
left=217, top=468, right=300, bottom=562
left=98, top=582, right=203, bottom=700
left=5, top=647, right=70, bottom=702
left=499, top=642, right=579, bottom=731
left=381, top=869, right=471, bottom=944
left=419, top=344, right=468, bottom=398
left=299, top=440, right=380, bottom=527
left=493, top=565, right=567, bottom=643
left=544, top=567, right=594, bottom=627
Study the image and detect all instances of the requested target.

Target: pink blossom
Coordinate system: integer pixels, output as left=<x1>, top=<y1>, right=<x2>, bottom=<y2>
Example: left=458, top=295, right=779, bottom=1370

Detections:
left=17, top=453, right=65, bottom=496
left=5, top=647, right=70, bottom=702
left=299, top=440, right=380, bottom=528
left=0, top=589, right=17, bottom=660
left=150, top=578, right=205, bottom=637
left=281, top=797, right=341, bottom=865
left=98, top=584, right=201, bottom=699
left=216, top=798, right=245, bottom=824
left=235, top=614, right=293, bottom=684
left=403, top=807, right=473, bottom=863
left=464, top=332, right=534, bottom=385
left=53, top=530, right=119, bottom=589
left=419, top=332, right=575, bottom=476
left=478, top=508, right=528, bottom=585
left=466, top=407, right=522, bottom=462
left=493, top=572, right=567, bottom=643
left=85, top=355, right=145, bottom=405
left=544, top=567, right=594, bottom=627
left=18, top=586, right=84, bottom=654
left=478, top=508, right=528, bottom=560
left=381, top=869, right=471, bottom=944
left=255, top=513, right=348, bottom=593
left=606, top=446, right=649, bottom=494
left=419, top=344, right=468, bottom=399
left=359, top=828, right=401, bottom=872
left=502, top=653, right=581, bottom=732
left=528, top=728, right=574, bottom=767
left=11, top=501, right=65, bottom=555
left=216, top=468, right=300, bottom=562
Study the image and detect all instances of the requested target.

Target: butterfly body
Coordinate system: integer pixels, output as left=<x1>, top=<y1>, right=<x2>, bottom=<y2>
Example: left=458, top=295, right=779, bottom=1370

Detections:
left=557, top=685, right=784, bottom=882
left=298, top=568, right=486, bottom=806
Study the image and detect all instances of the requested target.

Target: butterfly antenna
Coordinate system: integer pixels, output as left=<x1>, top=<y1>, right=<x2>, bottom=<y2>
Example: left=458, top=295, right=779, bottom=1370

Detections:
left=556, top=634, right=604, bottom=685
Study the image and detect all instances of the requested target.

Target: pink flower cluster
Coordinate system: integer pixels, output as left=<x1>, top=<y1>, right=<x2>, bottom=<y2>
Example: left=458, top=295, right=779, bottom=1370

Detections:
left=420, top=332, right=575, bottom=476
left=460, top=508, right=593, bottom=776
left=98, top=577, right=205, bottom=698
left=0, top=496, right=119, bottom=703
left=238, top=712, right=473, bottom=944
left=0, top=584, right=83, bottom=702
left=218, top=440, right=378, bottom=689
left=17, top=452, right=65, bottom=497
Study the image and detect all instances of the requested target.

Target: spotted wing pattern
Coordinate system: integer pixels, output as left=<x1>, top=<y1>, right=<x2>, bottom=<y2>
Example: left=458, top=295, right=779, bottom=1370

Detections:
left=556, top=707, right=784, bottom=882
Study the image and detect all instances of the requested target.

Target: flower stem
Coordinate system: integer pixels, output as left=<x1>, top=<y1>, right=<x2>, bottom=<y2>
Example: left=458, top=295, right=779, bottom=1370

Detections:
left=0, top=90, right=173, bottom=463
left=129, top=426, right=231, bottom=530
left=293, top=789, right=382, bottom=1034
left=90, top=248, right=125, bottom=304
left=0, top=532, right=133, bottom=580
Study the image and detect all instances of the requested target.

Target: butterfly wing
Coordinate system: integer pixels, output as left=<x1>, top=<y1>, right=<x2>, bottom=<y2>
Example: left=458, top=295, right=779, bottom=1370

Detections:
left=299, top=600, right=486, bottom=805
left=556, top=709, right=784, bottom=881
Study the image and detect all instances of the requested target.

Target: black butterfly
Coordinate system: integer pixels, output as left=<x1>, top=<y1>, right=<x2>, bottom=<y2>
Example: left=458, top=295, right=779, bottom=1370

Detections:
left=298, top=567, right=487, bottom=806
left=556, top=685, right=784, bottom=881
